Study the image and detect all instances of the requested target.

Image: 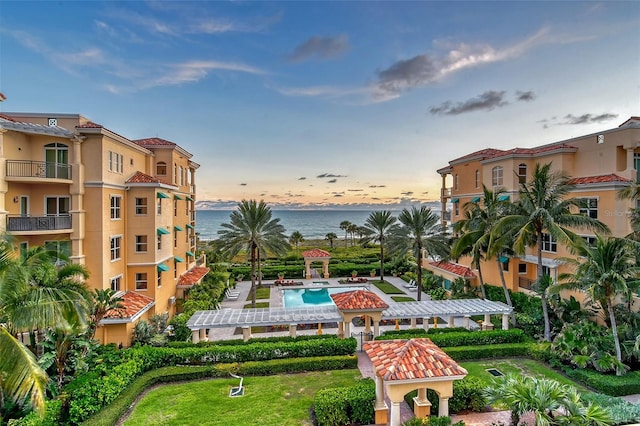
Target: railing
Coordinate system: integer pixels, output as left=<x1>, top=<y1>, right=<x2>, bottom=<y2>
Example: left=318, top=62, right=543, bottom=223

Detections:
left=518, top=277, right=535, bottom=290
left=6, top=160, right=71, bottom=179
left=441, top=187, right=452, bottom=198
left=7, top=215, right=72, bottom=232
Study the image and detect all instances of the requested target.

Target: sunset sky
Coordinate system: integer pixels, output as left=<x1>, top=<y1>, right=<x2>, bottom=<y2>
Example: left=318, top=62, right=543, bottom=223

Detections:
left=1, top=1, right=638, bottom=209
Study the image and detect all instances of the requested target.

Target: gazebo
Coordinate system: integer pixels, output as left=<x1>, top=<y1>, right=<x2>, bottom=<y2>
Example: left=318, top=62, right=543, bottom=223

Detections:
left=330, top=289, right=389, bottom=338
left=363, top=338, right=468, bottom=426
left=302, top=248, right=331, bottom=279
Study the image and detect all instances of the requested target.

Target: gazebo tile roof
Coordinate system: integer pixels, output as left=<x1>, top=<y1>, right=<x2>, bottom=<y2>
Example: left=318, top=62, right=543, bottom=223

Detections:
left=364, top=338, right=467, bottom=381
left=302, top=248, right=331, bottom=258
left=331, top=290, right=389, bottom=310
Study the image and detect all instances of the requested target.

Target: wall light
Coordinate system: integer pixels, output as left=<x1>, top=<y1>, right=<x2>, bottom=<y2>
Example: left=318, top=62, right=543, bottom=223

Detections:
left=13, top=196, right=19, bottom=203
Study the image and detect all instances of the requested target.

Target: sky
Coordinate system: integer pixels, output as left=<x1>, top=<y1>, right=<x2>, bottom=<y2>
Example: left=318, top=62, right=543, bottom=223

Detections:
left=0, top=1, right=638, bottom=210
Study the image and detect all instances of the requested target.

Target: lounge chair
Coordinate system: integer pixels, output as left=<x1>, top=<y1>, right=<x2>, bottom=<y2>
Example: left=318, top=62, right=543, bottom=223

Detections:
left=403, top=279, right=416, bottom=288
left=225, top=288, right=240, bottom=300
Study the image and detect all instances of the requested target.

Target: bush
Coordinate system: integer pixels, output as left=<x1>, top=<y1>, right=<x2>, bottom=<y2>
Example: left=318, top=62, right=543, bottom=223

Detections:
left=563, top=368, right=640, bottom=396
left=582, top=393, right=640, bottom=425
left=443, top=343, right=533, bottom=361
left=376, top=329, right=528, bottom=347
left=313, top=379, right=375, bottom=426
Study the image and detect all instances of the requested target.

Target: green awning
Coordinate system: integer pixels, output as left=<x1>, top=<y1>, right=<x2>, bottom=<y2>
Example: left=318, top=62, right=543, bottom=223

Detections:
left=174, top=256, right=184, bottom=263
left=157, top=192, right=169, bottom=199
left=499, top=256, right=509, bottom=263
left=174, top=225, right=184, bottom=231
left=186, top=223, right=194, bottom=229
left=471, top=197, right=481, bottom=202
left=186, top=251, right=195, bottom=257
left=157, top=228, right=170, bottom=235
left=498, top=195, right=510, bottom=201
left=186, top=196, right=194, bottom=201
left=157, top=263, right=170, bottom=272
left=452, top=198, right=459, bottom=203
left=174, top=194, right=184, bottom=200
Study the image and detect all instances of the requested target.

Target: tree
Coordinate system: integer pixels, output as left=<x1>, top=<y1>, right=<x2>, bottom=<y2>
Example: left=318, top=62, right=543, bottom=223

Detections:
left=389, top=206, right=449, bottom=301
left=218, top=200, right=289, bottom=307
left=325, top=232, right=337, bottom=248
left=347, top=223, right=358, bottom=245
left=553, top=235, right=640, bottom=371
left=87, top=289, right=123, bottom=342
left=618, top=179, right=640, bottom=240
left=361, top=211, right=397, bottom=281
left=289, top=231, right=304, bottom=252
left=339, top=220, right=351, bottom=248
left=496, top=163, right=609, bottom=341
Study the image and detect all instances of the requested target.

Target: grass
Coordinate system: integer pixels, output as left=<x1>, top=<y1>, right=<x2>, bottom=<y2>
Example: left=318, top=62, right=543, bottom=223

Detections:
left=372, top=280, right=405, bottom=294
left=122, top=369, right=362, bottom=426
left=391, top=296, right=415, bottom=302
left=243, top=302, right=269, bottom=309
left=245, top=286, right=271, bottom=301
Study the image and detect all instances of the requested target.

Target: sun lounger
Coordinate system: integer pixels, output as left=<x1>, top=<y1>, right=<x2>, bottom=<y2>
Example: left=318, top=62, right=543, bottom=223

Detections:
left=225, top=288, right=240, bottom=300
left=403, top=279, right=416, bottom=288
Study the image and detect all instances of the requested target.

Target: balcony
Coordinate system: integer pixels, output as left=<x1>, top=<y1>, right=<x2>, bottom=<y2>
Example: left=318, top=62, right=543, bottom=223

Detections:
left=441, top=187, right=452, bottom=199
left=6, top=160, right=72, bottom=181
left=7, top=215, right=72, bottom=232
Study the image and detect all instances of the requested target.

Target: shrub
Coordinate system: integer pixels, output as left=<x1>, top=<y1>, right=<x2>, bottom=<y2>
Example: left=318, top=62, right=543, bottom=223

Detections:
left=376, top=329, right=528, bottom=347
left=563, top=369, right=640, bottom=396
left=313, top=379, right=375, bottom=426
left=443, top=343, right=533, bottom=361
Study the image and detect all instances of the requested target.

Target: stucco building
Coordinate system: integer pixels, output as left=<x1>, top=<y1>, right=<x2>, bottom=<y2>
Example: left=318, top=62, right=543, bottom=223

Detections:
left=432, top=117, right=639, bottom=302
left=0, top=112, right=208, bottom=346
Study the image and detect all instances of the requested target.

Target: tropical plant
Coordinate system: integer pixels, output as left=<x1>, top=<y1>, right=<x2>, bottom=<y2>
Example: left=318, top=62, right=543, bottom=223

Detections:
left=218, top=200, right=289, bottom=307
left=339, top=220, right=351, bottom=248
left=325, top=232, right=337, bottom=248
left=86, top=288, right=123, bottom=342
left=289, top=231, right=304, bottom=252
left=618, top=179, right=640, bottom=240
left=389, top=206, right=449, bottom=301
left=496, top=162, right=610, bottom=341
left=361, top=210, right=397, bottom=281
left=347, top=223, right=358, bottom=245
left=553, top=235, right=640, bottom=371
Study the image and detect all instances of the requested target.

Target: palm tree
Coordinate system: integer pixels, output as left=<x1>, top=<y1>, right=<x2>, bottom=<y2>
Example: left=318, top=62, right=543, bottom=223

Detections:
left=553, top=235, right=640, bottom=371
left=218, top=200, right=289, bottom=307
left=339, top=220, right=351, bottom=247
left=361, top=211, right=397, bottom=281
left=389, top=206, right=449, bottom=301
left=87, top=289, right=123, bottom=342
left=496, top=163, right=609, bottom=341
left=325, top=232, right=337, bottom=248
left=618, top=179, right=640, bottom=240
left=289, top=231, right=304, bottom=253
left=347, top=223, right=358, bottom=245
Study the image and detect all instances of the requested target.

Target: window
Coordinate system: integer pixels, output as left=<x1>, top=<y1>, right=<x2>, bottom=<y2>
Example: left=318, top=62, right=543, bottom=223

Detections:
left=135, top=198, right=147, bottom=215
left=179, top=166, right=184, bottom=185
left=157, top=272, right=162, bottom=288
left=174, top=164, right=178, bottom=184
left=157, top=197, right=162, bottom=215
left=518, top=164, right=527, bottom=184
left=108, top=151, right=123, bottom=173
left=135, top=235, right=148, bottom=252
left=110, top=275, right=122, bottom=292
left=579, top=198, right=598, bottom=219
left=157, top=234, right=162, bottom=250
left=174, top=261, right=178, bottom=278
left=582, top=236, right=597, bottom=247
left=635, top=153, right=640, bottom=182
left=157, top=162, right=167, bottom=176
left=110, top=236, right=122, bottom=261
left=110, top=196, right=121, bottom=219
left=44, top=240, right=71, bottom=262
left=454, top=202, right=459, bottom=216
left=518, top=263, right=527, bottom=274
left=44, top=143, right=69, bottom=178
left=45, top=196, right=70, bottom=216
left=454, top=174, right=459, bottom=190
left=135, top=273, right=148, bottom=290
left=541, top=233, right=557, bottom=252
left=174, top=200, right=178, bottom=216
left=174, top=231, right=178, bottom=248
left=492, top=166, right=503, bottom=186
left=475, top=170, right=480, bottom=188
left=19, top=241, right=28, bottom=260
left=502, top=259, right=509, bottom=272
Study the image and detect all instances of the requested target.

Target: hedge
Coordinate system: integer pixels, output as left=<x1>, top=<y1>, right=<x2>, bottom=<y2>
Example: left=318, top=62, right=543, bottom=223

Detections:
left=563, top=369, right=640, bottom=397
left=168, top=333, right=336, bottom=348
left=442, top=342, right=533, bottom=361
left=376, top=329, right=528, bottom=347
left=313, top=379, right=375, bottom=426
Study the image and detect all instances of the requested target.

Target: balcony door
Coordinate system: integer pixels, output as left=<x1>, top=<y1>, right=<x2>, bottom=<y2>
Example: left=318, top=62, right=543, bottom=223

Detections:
left=44, top=143, right=69, bottom=179
left=45, top=196, right=70, bottom=217
left=20, top=196, right=29, bottom=217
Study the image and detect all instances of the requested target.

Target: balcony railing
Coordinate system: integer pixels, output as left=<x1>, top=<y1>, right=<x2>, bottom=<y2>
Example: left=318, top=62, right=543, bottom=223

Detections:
left=6, top=160, right=72, bottom=180
left=519, top=277, right=535, bottom=290
left=441, top=187, right=452, bottom=198
left=7, top=215, right=72, bottom=232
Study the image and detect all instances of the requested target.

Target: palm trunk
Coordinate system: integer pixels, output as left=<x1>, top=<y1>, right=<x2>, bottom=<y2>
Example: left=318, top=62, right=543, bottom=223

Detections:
left=257, top=250, right=262, bottom=287
left=607, top=299, right=623, bottom=368
left=380, top=243, right=385, bottom=281
left=497, top=258, right=516, bottom=326
left=250, top=243, right=257, bottom=308
left=537, top=233, right=551, bottom=342
left=476, top=261, right=486, bottom=299
left=416, top=244, right=423, bottom=302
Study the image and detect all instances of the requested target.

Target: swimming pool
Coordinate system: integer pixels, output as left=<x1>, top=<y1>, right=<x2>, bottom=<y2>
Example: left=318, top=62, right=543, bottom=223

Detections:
left=282, top=286, right=365, bottom=308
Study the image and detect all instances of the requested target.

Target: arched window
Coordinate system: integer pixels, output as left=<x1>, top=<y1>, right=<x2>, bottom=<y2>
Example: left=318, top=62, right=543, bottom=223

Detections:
left=475, top=170, right=480, bottom=188
left=492, top=166, right=503, bottom=186
left=518, top=163, right=527, bottom=184
left=454, top=174, right=459, bottom=190
left=157, top=162, right=167, bottom=176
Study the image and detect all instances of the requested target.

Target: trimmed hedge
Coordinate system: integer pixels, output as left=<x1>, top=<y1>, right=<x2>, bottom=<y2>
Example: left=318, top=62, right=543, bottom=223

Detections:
left=313, top=379, right=375, bottom=426
left=563, top=369, right=640, bottom=397
left=376, top=329, right=528, bottom=347
left=442, top=342, right=533, bottom=361
left=168, top=333, right=336, bottom=348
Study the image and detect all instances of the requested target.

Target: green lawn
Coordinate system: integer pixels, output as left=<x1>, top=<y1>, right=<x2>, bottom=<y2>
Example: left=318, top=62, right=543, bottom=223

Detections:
left=372, top=280, right=405, bottom=294
left=243, top=302, right=269, bottom=309
left=122, top=369, right=362, bottom=426
left=391, top=296, right=415, bottom=302
left=245, top=286, right=271, bottom=301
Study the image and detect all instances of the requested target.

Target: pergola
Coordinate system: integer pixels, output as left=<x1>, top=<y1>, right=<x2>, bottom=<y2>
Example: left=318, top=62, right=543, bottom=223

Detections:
left=301, top=248, right=331, bottom=279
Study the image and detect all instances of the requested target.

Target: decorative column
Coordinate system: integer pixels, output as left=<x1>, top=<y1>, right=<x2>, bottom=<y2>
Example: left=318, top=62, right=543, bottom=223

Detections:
left=191, top=329, right=199, bottom=344
left=438, top=397, right=450, bottom=417
left=389, top=401, right=401, bottom=426
left=70, top=135, right=86, bottom=265
left=464, top=316, right=470, bottom=330
left=423, top=317, right=430, bottom=330
left=373, top=320, right=380, bottom=337
left=305, top=260, right=311, bottom=280
left=199, top=329, right=206, bottom=341
left=323, top=260, right=329, bottom=278
left=502, top=314, right=510, bottom=330
left=338, top=322, right=344, bottom=338
left=447, top=316, right=454, bottom=328
left=410, top=318, right=417, bottom=329
left=242, top=326, right=252, bottom=342
left=208, top=328, right=214, bottom=340
left=364, top=316, right=371, bottom=335
left=289, top=323, right=297, bottom=338
left=483, top=314, right=494, bottom=331
left=374, top=376, right=388, bottom=425
left=413, top=388, right=432, bottom=419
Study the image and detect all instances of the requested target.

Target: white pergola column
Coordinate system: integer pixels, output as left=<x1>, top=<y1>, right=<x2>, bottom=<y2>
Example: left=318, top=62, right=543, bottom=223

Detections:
left=199, top=328, right=206, bottom=341
left=242, top=326, right=252, bottom=342
left=374, top=375, right=386, bottom=408
left=423, top=317, right=430, bottom=330
left=289, top=324, right=297, bottom=337
left=373, top=320, right=380, bottom=337
left=447, top=316, right=454, bottom=328
left=438, top=397, right=450, bottom=417
left=207, top=328, right=214, bottom=340
left=191, top=329, right=199, bottom=344
left=410, top=318, right=417, bottom=328
left=483, top=314, right=494, bottom=330
left=344, top=320, right=351, bottom=337
left=502, top=314, right=510, bottom=330
left=389, top=401, right=401, bottom=426
left=464, top=316, right=470, bottom=330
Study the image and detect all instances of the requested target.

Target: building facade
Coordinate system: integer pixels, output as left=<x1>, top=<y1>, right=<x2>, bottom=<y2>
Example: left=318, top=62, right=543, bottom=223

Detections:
left=0, top=112, right=209, bottom=346
left=432, top=117, right=639, bottom=302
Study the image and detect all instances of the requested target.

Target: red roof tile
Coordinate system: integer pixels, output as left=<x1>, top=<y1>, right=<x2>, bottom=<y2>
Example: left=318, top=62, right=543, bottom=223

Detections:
left=76, top=121, right=103, bottom=128
left=450, top=148, right=505, bottom=164
left=177, top=267, right=210, bottom=287
left=126, top=171, right=161, bottom=184
left=430, top=261, right=475, bottom=278
left=0, top=114, right=16, bottom=122
left=134, top=137, right=176, bottom=147
left=302, top=248, right=331, bottom=258
left=330, top=290, right=389, bottom=310
left=105, top=291, right=155, bottom=319
left=364, top=338, right=468, bottom=381
left=568, top=174, right=632, bottom=185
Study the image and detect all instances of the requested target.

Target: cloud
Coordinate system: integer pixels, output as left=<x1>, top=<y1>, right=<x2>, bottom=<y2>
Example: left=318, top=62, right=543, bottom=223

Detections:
left=239, top=183, right=247, bottom=186
left=516, top=90, right=536, bottom=101
left=317, top=173, right=347, bottom=178
left=298, top=177, right=307, bottom=180
left=540, top=113, right=619, bottom=127
left=145, top=60, right=265, bottom=88
left=348, top=189, right=364, bottom=192
left=288, top=35, right=350, bottom=62
left=369, top=184, right=386, bottom=188
left=401, top=191, right=414, bottom=196
left=429, top=90, right=508, bottom=115
left=372, top=27, right=551, bottom=101
left=333, top=194, right=343, bottom=197
left=327, top=179, right=338, bottom=183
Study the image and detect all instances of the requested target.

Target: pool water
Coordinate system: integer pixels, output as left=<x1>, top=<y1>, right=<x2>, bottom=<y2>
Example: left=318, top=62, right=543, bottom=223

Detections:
left=283, top=286, right=364, bottom=308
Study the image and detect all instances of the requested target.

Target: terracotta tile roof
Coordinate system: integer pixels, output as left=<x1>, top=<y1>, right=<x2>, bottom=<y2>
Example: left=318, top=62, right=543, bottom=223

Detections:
left=177, top=267, right=210, bottom=287
left=330, top=290, right=389, bottom=310
left=430, top=261, right=476, bottom=278
left=0, top=114, right=16, bottom=122
left=76, top=121, right=103, bottom=128
left=487, top=143, right=577, bottom=159
left=126, top=171, right=161, bottom=184
left=450, top=148, right=505, bottom=164
left=568, top=174, right=632, bottom=185
left=104, top=291, right=155, bottom=319
left=134, top=137, right=177, bottom=147
left=302, top=248, right=331, bottom=258
left=364, top=338, right=468, bottom=381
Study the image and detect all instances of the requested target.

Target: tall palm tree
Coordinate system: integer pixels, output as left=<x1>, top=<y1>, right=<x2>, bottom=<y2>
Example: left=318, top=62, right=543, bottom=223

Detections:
left=618, top=179, right=640, bottom=240
left=347, top=223, right=358, bottom=245
left=87, top=289, right=123, bottom=342
left=325, top=232, right=337, bottom=248
left=339, top=220, right=351, bottom=248
left=218, top=200, right=289, bottom=307
left=389, top=206, right=449, bottom=301
left=361, top=211, right=397, bottom=281
left=553, top=235, right=640, bottom=371
left=289, top=231, right=304, bottom=253
left=496, top=163, right=609, bottom=341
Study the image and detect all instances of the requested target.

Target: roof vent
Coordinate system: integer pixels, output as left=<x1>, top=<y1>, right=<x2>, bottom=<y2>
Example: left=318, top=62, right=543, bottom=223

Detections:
left=597, top=134, right=604, bottom=144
